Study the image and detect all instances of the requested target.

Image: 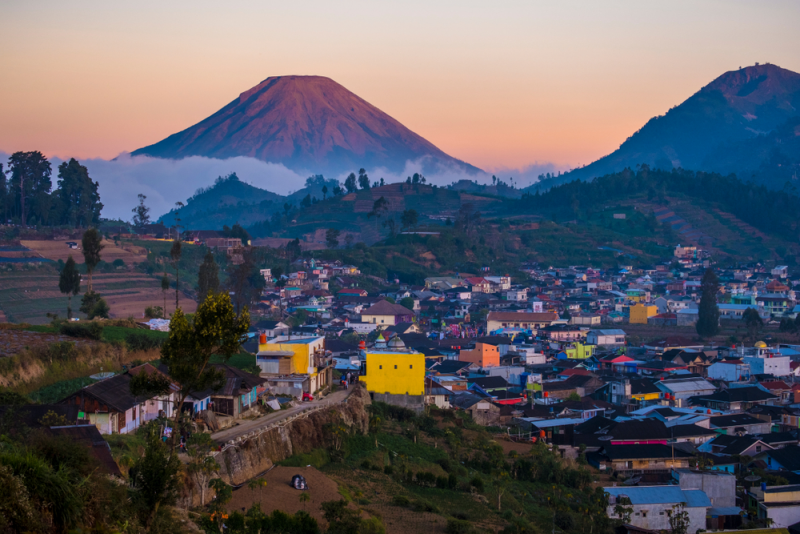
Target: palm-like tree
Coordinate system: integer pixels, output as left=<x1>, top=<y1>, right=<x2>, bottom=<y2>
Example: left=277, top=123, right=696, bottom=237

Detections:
left=299, top=490, right=310, bottom=510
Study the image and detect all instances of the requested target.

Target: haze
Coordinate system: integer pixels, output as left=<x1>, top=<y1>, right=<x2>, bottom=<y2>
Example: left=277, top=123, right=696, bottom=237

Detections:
left=1, top=0, right=799, bottom=172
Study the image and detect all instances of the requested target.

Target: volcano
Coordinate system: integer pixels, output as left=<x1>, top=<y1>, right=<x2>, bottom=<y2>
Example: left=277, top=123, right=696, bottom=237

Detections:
left=132, top=75, right=479, bottom=175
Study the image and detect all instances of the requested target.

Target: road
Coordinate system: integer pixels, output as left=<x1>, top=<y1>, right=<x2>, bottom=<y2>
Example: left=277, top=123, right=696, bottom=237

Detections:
left=211, top=388, right=352, bottom=444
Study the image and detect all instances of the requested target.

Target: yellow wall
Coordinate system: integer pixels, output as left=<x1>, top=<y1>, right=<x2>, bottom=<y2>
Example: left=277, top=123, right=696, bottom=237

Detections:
left=632, top=392, right=661, bottom=402
left=259, top=340, right=314, bottom=374
left=362, top=313, right=397, bottom=326
left=565, top=342, right=595, bottom=359
left=362, top=351, right=425, bottom=395
left=630, top=304, right=657, bottom=324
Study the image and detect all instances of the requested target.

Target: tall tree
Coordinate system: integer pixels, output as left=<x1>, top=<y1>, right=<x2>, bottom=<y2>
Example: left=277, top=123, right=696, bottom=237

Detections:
left=325, top=228, right=340, bottom=249
left=8, top=151, right=52, bottom=226
left=58, top=255, right=81, bottom=319
left=130, top=292, right=249, bottom=452
left=81, top=228, right=104, bottom=293
left=321, top=185, right=328, bottom=200
left=743, top=307, right=764, bottom=342
left=227, top=248, right=265, bottom=315
left=0, top=163, right=7, bottom=224
left=197, top=250, right=220, bottom=303
left=161, top=271, right=170, bottom=316
left=56, top=158, right=102, bottom=227
left=696, top=268, right=720, bottom=338
left=132, top=193, right=151, bottom=232
left=358, top=168, right=370, bottom=190
left=170, top=239, right=182, bottom=309
left=344, top=173, right=357, bottom=193
left=368, top=196, right=389, bottom=231
left=400, top=209, right=418, bottom=231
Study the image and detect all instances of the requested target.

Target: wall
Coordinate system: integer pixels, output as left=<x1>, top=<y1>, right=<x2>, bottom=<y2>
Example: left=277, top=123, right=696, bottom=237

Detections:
left=184, top=385, right=371, bottom=507
left=676, top=471, right=736, bottom=507
left=362, top=351, right=425, bottom=395
left=608, top=504, right=706, bottom=533
left=459, top=343, right=500, bottom=367
left=372, top=392, right=425, bottom=413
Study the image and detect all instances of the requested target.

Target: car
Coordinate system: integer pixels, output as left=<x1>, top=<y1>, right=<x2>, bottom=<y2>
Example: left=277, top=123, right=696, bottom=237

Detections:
left=302, top=392, right=314, bottom=402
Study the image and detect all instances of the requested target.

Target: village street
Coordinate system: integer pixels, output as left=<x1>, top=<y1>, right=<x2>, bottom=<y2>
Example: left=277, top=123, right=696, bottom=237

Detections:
left=211, top=388, right=352, bottom=444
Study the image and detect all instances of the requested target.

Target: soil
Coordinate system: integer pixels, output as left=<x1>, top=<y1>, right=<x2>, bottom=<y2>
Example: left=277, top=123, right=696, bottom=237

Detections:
left=0, top=328, right=93, bottom=358
left=20, top=239, right=148, bottom=264
left=226, top=466, right=340, bottom=526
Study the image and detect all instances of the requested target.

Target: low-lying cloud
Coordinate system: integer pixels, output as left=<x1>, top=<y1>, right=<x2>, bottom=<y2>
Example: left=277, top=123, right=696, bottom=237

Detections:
left=0, top=152, right=567, bottom=222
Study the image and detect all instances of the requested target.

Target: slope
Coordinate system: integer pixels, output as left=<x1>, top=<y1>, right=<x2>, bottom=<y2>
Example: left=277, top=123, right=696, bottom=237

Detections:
left=532, top=63, right=800, bottom=189
left=132, top=75, right=480, bottom=175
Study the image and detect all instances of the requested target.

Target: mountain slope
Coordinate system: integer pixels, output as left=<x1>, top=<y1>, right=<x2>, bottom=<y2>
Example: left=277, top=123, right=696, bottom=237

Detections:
left=534, top=63, right=800, bottom=188
left=132, top=75, right=479, bottom=175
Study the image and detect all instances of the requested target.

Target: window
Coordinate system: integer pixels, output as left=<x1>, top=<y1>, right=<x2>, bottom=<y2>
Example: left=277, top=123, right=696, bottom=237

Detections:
left=394, top=365, right=397, bottom=369
left=756, top=445, right=762, bottom=453
left=641, top=511, right=648, bottom=518
left=409, top=365, right=413, bottom=369
left=379, top=365, right=383, bottom=369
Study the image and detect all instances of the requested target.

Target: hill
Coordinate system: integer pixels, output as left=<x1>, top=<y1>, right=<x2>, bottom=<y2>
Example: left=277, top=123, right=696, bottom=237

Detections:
left=132, top=75, right=480, bottom=175
left=533, top=63, right=800, bottom=189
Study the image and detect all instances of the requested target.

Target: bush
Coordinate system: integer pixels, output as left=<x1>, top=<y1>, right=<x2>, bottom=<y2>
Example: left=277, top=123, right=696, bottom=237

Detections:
left=112, top=259, right=125, bottom=268
left=448, top=473, right=458, bottom=489
left=125, top=331, right=164, bottom=352
left=436, top=475, right=449, bottom=489
left=469, top=476, right=484, bottom=492
left=383, top=465, right=393, bottom=475
left=60, top=322, right=104, bottom=340
left=47, top=341, right=78, bottom=361
left=437, top=458, right=451, bottom=472
left=392, top=495, right=410, bottom=507
left=415, top=471, right=436, bottom=487
left=446, top=518, right=473, bottom=534
left=411, top=500, right=439, bottom=513
left=361, top=460, right=372, bottom=470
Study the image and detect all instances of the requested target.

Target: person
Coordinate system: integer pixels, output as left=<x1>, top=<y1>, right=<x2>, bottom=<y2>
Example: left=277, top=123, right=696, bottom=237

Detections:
left=180, top=435, right=186, bottom=452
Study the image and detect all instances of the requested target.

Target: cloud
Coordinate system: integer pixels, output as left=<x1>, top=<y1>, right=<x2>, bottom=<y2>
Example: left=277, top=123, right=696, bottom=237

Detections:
left=0, top=152, right=567, bottom=222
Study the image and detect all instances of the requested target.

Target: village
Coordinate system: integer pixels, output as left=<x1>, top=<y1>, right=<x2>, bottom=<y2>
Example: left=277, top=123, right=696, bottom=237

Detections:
left=24, top=238, right=800, bottom=533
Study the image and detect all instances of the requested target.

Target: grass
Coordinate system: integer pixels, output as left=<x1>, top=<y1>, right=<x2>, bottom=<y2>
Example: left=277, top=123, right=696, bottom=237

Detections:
left=28, top=375, right=98, bottom=404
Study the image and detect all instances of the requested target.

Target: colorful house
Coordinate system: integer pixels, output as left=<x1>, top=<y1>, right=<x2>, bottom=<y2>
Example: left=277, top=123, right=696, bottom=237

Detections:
left=564, top=341, right=595, bottom=360
left=629, top=303, right=658, bottom=324
left=361, top=299, right=414, bottom=326
left=257, top=335, right=331, bottom=394
left=361, top=337, right=425, bottom=396
left=459, top=342, right=500, bottom=367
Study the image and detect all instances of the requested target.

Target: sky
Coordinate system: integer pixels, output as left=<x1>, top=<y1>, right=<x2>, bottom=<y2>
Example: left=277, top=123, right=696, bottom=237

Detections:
left=1, top=1, right=799, bottom=217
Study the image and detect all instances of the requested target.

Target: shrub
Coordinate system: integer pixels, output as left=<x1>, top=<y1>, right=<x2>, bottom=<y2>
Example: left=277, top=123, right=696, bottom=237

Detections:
left=125, top=332, right=164, bottom=352
left=446, top=518, right=473, bottom=534
left=383, top=465, right=393, bottom=475
left=47, top=341, right=78, bottom=361
left=436, top=475, right=449, bottom=489
left=469, top=476, right=484, bottom=492
left=436, top=458, right=451, bottom=472
left=415, top=471, right=436, bottom=487
left=412, top=500, right=439, bottom=513
left=448, top=473, right=458, bottom=489
left=112, top=259, right=125, bottom=268
left=60, top=322, right=104, bottom=340
left=392, top=495, right=410, bottom=507
left=361, top=460, right=372, bottom=470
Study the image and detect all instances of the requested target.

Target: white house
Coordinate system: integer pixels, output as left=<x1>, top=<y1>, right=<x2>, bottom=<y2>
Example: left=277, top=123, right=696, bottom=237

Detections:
left=586, top=329, right=627, bottom=347
left=605, top=486, right=711, bottom=534
left=707, top=360, right=751, bottom=382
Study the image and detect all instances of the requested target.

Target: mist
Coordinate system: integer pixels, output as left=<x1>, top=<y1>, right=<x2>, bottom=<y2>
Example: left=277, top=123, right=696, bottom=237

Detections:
left=0, top=152, right=566, bottom=223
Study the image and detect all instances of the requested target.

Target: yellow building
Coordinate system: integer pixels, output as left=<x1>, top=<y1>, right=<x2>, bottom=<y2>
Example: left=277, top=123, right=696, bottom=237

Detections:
left=565, top=342, right=595, bottom=360
left=361, top=337, right=424, bottom=396
left=629, top=303, right=657, bottom=324
left=258, top=335, right=325, bottom=375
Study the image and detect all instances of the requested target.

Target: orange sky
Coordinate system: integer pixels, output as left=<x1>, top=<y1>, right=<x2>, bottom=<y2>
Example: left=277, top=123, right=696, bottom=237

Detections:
left=1, top=0, right=799, bottom=171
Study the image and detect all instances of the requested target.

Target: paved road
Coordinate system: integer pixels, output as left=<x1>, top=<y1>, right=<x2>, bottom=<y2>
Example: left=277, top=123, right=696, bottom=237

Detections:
left=211, top=388, right=352, bottom=444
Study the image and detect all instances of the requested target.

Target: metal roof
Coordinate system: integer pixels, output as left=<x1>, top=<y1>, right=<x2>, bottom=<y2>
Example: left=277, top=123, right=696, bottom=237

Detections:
left=657, top=378, right=715, bottom=393
left=605, top=486, right=711, bottom=507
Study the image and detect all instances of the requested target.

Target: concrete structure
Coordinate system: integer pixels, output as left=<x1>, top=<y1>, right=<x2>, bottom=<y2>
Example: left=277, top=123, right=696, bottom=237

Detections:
left=586, top=329, right=627, bottom=347
left=564, top=341, right=595, bottom=359
left=752, top=484, right=800, bottom=528
left=629, top=303, right=658, bottom=324
left=486, top=311, right=558, bottom=333
left=361, top=299, right=414, bottom=326
left=257, top=335, right=329, bottom=394
left=673, top=469, right=736, bottom=507
left=744, top=354, right=791, bottom=377
left=656, top=378, right=716, bottom=408
left=361, top=337, right=425, bottom=397
left=605, top=486, right=710, bottom=534
left=459, top=342, right=500, bottom=367
left=707, top=360, right=750, bottom=382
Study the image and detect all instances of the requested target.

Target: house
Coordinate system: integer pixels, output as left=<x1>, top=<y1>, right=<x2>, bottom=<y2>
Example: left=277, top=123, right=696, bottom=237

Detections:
left=361, top=299, right=414, bottom=326
left=361, top=337, right=425, bottom=410
left=209, top=365, right=268, bottom=418
left=257, top=335, right=331, bottom=395
left=656, top=378, right=716, bottom=408
left=668, top=424, right=718, bottom=445
left=459, top=342, right=500, bottom=367
left=464, top=277, right=492, bottom=293
left=47, top=425, right=122, bottom=477
left=598, top=444, right=694, bottom=473
left=61, top=365, right=179, bottom=434
left=750, top=484, right=800, bottom=528
left=707, top=359, right=750, bottom=382
left=629, top=303, right=657, bottom=324
left=586, top=329, right=627, bottom=348
left=542, top=324, right=586, bottom=342
left=486, top=311, right=559, bottom=333
left=672, top=469, right=736, bottom=508
left=605, top=486, right=711, bottom=534
left=757, top=445, right=800, bottom=473
left=450, top=391, right=502, bottom=426
left=699, top=435, right=773, bottom=456
left=708, top=413, right=771, bottom=435
left=381, top=322, right=421, bottom=336
left=691, top=386, right=778, bottom=412
left=252, top=320, right=290, bottom=338
left=628, top=378, right=663, bottom=405
left=570, top=313, right=602, bottom=326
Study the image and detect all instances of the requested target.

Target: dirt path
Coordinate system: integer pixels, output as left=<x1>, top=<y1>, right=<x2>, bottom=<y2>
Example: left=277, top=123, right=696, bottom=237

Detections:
left=212, top=388, right=352, bottom=444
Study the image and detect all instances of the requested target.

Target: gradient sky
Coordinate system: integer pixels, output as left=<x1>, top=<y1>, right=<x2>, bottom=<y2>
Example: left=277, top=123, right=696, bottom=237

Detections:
left=1, top=0, right=799, bottom=172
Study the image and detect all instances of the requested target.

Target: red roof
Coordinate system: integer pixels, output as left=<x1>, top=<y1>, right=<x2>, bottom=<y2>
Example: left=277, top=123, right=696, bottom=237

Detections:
left=760, top=380, right=790, bottom=390
left=558, top=369, right=593, bottom=377
left=464, top=277, right=489, bottom=285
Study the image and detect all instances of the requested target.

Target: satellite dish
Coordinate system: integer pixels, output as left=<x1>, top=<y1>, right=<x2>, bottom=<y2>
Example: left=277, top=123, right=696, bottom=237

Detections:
left=623, top=476, right=642, bottom=486
left=90, top=372, right=115, bottom=380
left=750, top=407, right=762, bottom=413
left=598, top=435, right=615, bottom=441
left=744, top=475, right=761, bottom=482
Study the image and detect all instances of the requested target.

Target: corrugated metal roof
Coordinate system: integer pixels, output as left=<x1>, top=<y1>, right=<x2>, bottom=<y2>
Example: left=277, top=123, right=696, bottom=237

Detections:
left=657, top=378, right=715, bottom=393
left=605, top=486, right=710, bottom=507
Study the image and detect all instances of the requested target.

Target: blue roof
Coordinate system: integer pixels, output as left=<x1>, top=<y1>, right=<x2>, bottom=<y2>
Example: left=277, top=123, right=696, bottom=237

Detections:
left=605, top=486, right=710, bottom=507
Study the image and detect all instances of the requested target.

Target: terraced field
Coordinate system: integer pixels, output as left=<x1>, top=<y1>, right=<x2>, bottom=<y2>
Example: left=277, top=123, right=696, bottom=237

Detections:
left=0, top=269, right=196, bottom=324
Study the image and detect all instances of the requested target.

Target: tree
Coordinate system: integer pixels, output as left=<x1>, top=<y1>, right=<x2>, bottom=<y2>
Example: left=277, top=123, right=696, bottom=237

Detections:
left=80, top=291, right=110, bottom=319
left=696, top=268, right=720, bottom=338
left=667, top=503, right=690, bottom=534
left=8, top=151, right=52, bottom=226
left=186, top=433, right=220, bottom=506
left=399, top=297, right=415, bottom=311
left=567, top=392, right=581, bottom=402
left=358, top=168, right=370, bottom=190
left=161, top=271, right=170, bottom=317
left=326, top=228, right=341, bottom=249
left=197, top=250, right=220, bottom=303
left=368, top=196, right=389, bottom=231
left=208, top=478, right=233, bottom=529
left=286, top=238, right=302, bottom=261
left=56, top=158, right=102, bottom=227
left=456, top=203, right=481, bottom=237
left=130, top=292, right=249, bottom=452
left=81, top=228, right=104, bottom=293
left=400, top=209, right=418, bottom=231
left=58, top=255, right=81, bottom=319
left=743, top=307, right=764, bottom=342
left=227, top=248, right=266, bottom=315
left=248, top=478, right=268, bottom=503
left=301, top=194, right=312, bottom=208
left=344, top=173, right=358, bottom=193
left=170, top=239, right=182, bottom=309
left=345, top=234, right=354, bottom=248
left=131, top=427, right=182, bottom=527
left=322, top=185, right=328, bottom=200
left=131, top=193, right=151, bottom=232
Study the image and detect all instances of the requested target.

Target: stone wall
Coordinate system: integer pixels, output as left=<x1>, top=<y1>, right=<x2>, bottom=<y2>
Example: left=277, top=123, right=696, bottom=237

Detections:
left=183, top=385, right=371, bottom=507
left=371, top=392, right=425, bottom=413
